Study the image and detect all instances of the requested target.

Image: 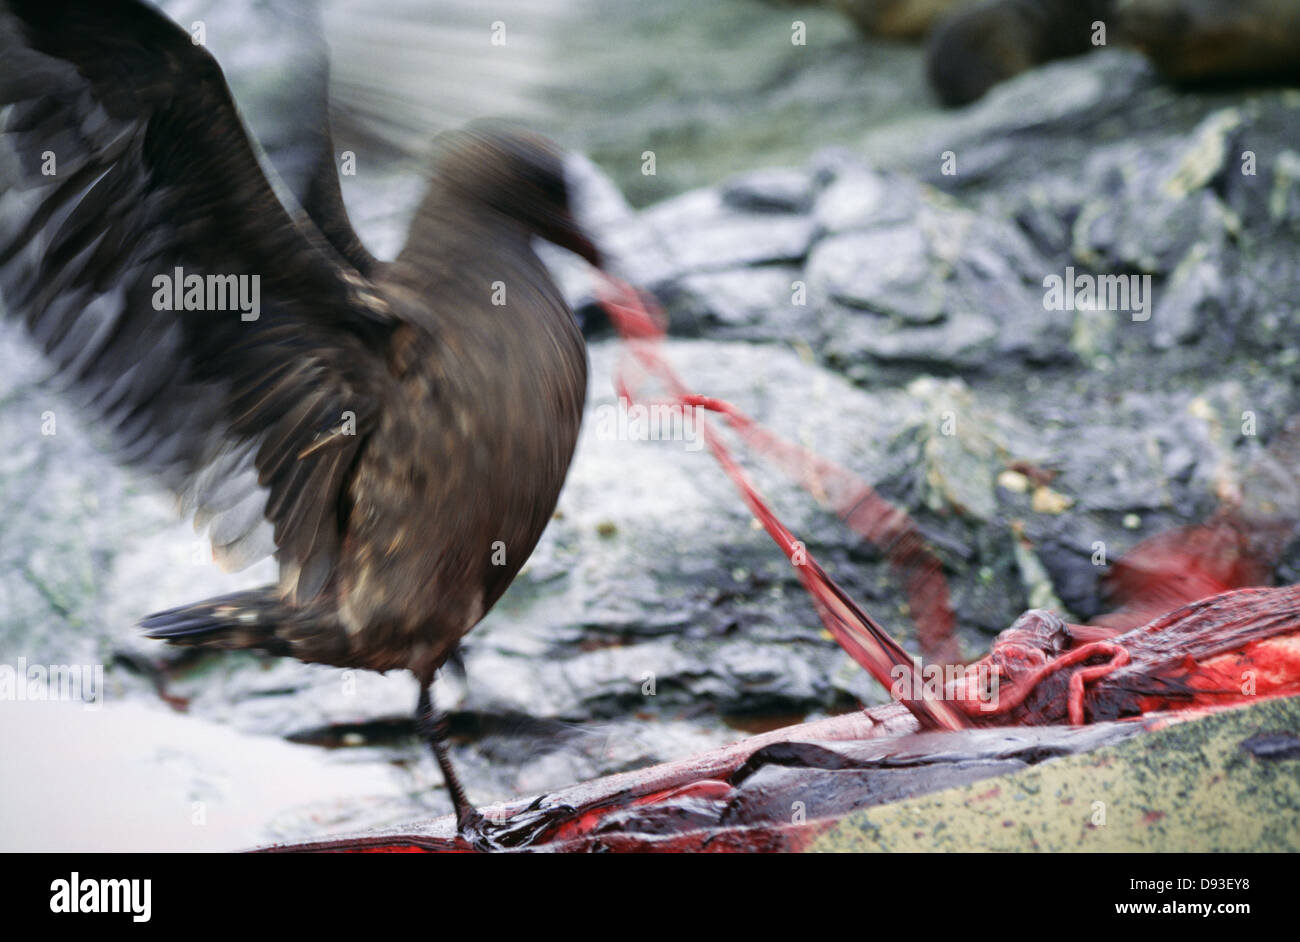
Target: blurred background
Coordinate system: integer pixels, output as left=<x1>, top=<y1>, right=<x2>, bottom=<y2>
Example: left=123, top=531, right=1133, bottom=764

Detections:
left=2, top=0, right=1299, bottom=850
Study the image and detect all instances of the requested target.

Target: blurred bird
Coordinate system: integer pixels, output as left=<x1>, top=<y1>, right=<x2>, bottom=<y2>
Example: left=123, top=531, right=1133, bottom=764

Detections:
left=0, top=0, right=600, bottom=844
left=925, top=0, right=1111, bottom=106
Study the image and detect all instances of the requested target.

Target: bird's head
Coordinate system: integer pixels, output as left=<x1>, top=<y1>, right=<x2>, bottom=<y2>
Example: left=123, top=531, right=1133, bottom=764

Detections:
left=432, top=124, right=603, bottom=268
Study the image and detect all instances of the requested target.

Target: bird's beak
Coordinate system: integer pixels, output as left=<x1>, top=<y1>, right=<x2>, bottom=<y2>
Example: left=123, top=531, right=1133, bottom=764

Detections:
left=538, top=211, right=603, bottom=269
left=565, top=226, right=603, bottom=269
left=550, top=156, right=605, bottom=269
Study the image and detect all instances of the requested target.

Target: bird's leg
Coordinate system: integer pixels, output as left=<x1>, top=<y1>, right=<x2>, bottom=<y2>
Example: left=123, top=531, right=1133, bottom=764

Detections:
left=415, top=684, right=487, bottom=842
left=414, top=682, right=577, bottom=850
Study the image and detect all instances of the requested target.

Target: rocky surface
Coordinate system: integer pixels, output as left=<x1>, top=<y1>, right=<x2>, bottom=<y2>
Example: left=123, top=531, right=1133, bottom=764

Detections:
left=2, top=3, right=1299, bottom=850
left=815, top=694, right=1300, bottom=851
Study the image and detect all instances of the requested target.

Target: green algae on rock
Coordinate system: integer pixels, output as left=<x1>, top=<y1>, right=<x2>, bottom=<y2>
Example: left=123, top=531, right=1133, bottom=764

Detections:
left=809, top=694, right=1300, bottom=851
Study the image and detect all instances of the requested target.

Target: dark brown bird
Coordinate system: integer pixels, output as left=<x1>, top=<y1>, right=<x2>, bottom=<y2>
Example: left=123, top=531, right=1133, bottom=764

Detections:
left=925, top=0, right=1112, bottom=106
left=0, top=0, right=598, bottom=843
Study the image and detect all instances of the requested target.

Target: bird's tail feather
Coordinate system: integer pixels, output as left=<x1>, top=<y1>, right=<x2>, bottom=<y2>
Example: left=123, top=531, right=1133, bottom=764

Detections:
left=140, top=586, right=294, bottom=656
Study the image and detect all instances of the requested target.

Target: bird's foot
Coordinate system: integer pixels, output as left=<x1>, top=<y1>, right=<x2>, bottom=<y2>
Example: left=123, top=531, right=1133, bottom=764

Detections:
left=457, top=795, right=576, bottom=851
left=453, top=808, right=496, bottom=852
left=417, top=683, right=573, bottom=850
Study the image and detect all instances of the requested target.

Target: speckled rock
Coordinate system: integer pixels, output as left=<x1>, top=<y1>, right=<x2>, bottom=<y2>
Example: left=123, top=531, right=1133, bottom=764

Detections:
left=810, top=695, right=1300, bottom=851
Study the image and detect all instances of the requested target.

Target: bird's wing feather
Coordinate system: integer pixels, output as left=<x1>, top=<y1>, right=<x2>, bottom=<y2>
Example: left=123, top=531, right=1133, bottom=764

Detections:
left=176, top=0, right=381, bottom=277
left=0, top=0, right=395, bottom=602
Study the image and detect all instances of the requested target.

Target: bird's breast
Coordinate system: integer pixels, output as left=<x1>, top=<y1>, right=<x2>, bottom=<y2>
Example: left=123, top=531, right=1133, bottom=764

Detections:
left=335, top=275, right=586, bottom=666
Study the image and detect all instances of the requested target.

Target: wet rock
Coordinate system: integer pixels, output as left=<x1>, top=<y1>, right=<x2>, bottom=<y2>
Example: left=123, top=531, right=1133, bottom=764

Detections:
left=663, top=266, right=815, bottom=340
left=721, top=724, right=1135, bottom=826
left=1151, top=240, right=1222, bottom=348
left=869, top=51, right=1157, bottom=191
left=1033, top=535, right=1109, bottom=620
left=812, top=165, right=921, bottom=233
left=905, top=378, right=1004, bottom=522
left=1269, top=151, right=1300, bottom=230
left=811, top=225, right=948, bottom=325
left=720, top=167, right=815, bottom=214
left=640, top=188, right=818, bottom=274
left=545, top=165, right=823, bottom=336
left=807, top=191, right=1072, bottom=371
left=508, top=340, right=1005, bottom=697
left=857, top=68, right=1300, bottom=371
left=1071, top=142, right=1234, bottom=277
left=562, top=152, right=675, bottom=292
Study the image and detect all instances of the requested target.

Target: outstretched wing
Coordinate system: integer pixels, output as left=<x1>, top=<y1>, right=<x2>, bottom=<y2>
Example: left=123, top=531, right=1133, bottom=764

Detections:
left=150, top=0, right=380, bottom=278
left=180, top=0, right=380, bottom=277
left=0, top=0, right=396, bottom=602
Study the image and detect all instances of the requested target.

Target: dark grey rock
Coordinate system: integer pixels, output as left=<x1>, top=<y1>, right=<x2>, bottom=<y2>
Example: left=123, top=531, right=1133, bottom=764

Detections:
left=665, top=266, right=814, bottom=340
left=1150, top=240, right=1222, bottom=348
left=720, top=167, right=815, bottom=214
left=821, top=302, right=1000, bottom=372
left=806, top=192, right=1072, bottom=370
left=640, top=188, right=818, bottom=274
left=1070, top=138, right=1236, bottom=277
left=810, top=225, right=946, bottom=324
left=813, top=167, right=920, bottom=234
